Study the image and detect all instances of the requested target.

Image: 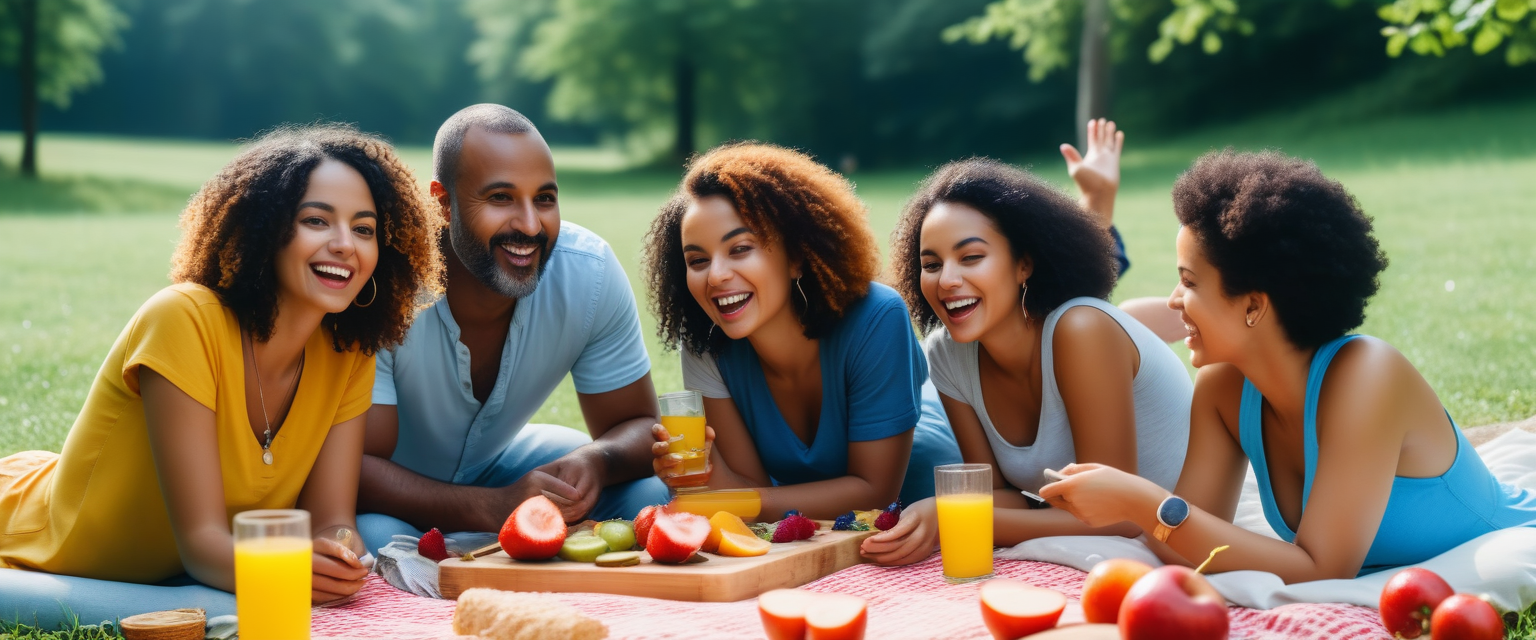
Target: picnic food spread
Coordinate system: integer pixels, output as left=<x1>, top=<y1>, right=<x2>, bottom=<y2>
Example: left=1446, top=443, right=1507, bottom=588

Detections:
left=437, top=496, right=878, bottom=601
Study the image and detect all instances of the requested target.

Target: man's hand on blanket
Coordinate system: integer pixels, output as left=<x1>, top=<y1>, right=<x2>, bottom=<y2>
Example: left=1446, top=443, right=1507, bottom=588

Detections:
left=312, top=536, right=369, bottom=604
left=859, top=497, right=939, bottom=566
left=1037, top=463, right=1167, bottom=529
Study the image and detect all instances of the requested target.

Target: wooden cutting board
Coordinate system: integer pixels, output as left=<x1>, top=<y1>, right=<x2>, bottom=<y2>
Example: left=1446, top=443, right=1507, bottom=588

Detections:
left=439, top=528, right=876, bottom=602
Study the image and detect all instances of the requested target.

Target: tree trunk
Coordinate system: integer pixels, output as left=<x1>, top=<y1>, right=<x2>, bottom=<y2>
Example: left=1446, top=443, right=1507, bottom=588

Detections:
left=673, top=56, right=695, bottom=166
left=1075, top=0, right=1111, bottom=150
left=19, top=0, right=40, bottom=178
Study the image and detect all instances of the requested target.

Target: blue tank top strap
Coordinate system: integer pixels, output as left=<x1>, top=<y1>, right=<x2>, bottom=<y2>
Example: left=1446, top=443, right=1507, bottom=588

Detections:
left=1299, top=335, right=1364, bottom=510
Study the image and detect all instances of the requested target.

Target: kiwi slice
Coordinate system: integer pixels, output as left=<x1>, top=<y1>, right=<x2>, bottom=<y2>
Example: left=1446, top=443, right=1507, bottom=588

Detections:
left=558, top=535, right=610, bottom=562
left=595, top=551, right=641, bottom=567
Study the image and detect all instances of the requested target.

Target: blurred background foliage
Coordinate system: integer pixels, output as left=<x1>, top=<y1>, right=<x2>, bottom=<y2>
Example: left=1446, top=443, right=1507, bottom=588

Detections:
left=2, top=0, right=1534, bottom=169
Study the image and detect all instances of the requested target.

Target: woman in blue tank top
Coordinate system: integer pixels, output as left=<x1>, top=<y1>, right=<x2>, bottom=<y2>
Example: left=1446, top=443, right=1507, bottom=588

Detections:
left=1040, top=150, right=1536, bottom=582
left=639, top=142, right=962, bottom=520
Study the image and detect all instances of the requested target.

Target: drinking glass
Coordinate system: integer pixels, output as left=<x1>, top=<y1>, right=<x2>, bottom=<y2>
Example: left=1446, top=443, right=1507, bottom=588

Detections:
left=234, top=509, right=312, bottom=640
left=935, top=463, right=994, bottom=583
left=659, top=390, right=710, bottom=492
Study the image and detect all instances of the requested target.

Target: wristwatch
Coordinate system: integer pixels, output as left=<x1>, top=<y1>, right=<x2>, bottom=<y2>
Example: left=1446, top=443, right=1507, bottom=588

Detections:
left=1152, top=495, right=1190, bottom=543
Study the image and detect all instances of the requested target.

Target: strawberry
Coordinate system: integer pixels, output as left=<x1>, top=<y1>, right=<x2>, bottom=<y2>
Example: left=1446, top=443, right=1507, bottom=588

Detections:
left=633, top=504, right=660, bottom=550
left=775, top=514, right=817, bottom=541
left=417, top=527, right=449, bottom=561
left=874, top=510, right=899, bottom=531
left=498, top=495, right=567, bottom=561
left=645, top=509, right=710, bottom=564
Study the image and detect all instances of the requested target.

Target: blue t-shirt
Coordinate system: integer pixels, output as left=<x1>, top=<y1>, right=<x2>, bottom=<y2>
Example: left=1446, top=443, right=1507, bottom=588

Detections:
left=372, top=221, right=651, bottom=484
left=681, top=283, right=928, bottom=486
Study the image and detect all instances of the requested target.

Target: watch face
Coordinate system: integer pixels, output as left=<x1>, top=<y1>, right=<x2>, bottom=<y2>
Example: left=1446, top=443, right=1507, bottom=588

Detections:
left=1158, top=496, right=1190, bottom=528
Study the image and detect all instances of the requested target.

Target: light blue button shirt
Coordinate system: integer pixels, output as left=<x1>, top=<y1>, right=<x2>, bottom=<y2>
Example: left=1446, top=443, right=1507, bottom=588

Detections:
left=373, top=221, right=652, bottom=484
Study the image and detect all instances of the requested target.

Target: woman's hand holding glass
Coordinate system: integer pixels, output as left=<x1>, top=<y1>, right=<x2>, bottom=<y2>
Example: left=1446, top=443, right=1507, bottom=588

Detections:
left=858, top=497, right=939, bottom=566
left=650, top=423, right=715, bottom=488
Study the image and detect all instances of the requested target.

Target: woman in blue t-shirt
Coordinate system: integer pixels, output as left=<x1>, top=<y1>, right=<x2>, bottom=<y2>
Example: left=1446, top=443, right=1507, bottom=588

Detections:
left=640, top=142, right=962, bottom=520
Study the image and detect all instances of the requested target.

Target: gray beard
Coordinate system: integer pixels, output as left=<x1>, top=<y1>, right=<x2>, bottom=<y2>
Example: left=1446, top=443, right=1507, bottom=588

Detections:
left=449, top=202, right=545, bottom=299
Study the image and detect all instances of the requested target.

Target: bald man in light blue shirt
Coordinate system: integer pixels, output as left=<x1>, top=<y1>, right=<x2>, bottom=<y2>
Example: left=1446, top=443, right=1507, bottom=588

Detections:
left=356, top=105, right=668, bottom=553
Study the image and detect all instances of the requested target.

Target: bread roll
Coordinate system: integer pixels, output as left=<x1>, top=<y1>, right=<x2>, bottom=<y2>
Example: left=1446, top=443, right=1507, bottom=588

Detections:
left=452, top=588, right=607, bottom=640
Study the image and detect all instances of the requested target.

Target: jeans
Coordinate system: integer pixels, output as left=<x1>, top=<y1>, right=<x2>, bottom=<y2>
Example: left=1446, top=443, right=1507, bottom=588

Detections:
left=900, top=380, right=965, bottom=505
left=358, top=423, right=671, bottom=556
left=0, top=569, right=233, bottom=630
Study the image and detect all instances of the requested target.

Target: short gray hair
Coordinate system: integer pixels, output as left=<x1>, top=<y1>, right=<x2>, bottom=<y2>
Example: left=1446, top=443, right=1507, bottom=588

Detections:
left=432, top=104, right=537, bottom=194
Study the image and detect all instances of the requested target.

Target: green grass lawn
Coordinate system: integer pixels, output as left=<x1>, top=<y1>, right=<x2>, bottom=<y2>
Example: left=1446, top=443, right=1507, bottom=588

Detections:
left=3, top=101, right=1536, bottom=455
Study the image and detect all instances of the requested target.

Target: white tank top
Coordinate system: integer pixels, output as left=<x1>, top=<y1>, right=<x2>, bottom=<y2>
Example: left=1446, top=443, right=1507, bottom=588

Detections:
left=923, top=297, right=1191, bottom=493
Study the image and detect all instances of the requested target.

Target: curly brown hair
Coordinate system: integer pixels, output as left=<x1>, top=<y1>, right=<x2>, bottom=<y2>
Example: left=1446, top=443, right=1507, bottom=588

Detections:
left=170, top=123, right=444, bottom=355
left=1173, top=149, right=1388, bottom=349
left=890, top=158, right=1118, bottom=334
left=643, top=142, right=881, bottom=356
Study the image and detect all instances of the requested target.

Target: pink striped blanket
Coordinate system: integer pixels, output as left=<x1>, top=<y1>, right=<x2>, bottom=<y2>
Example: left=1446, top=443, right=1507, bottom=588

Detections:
left=312, top=556, right=1389, bottom=639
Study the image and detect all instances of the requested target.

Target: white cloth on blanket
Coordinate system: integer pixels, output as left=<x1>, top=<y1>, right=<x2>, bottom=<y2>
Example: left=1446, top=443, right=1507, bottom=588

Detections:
left=375, top=531, right=499, bottom=599
left=998, top=429, right=1536, bottom=613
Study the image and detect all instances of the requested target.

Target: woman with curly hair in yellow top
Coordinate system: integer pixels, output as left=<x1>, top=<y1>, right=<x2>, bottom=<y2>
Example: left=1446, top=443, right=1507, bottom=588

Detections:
left=642, top=143, right=962, bottom=521
left=0, top=124, right=443, bottom=625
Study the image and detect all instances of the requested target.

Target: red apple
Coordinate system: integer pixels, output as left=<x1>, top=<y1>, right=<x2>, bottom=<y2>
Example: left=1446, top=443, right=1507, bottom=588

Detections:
left=644, top=508, right=710, bottom=564
left=1081, top=559, right=1153, bottom=624
left=498, top=495, right=567, bottom=560
left=978, top=579, right=1066, bottom=639
left=1429, top=594, right=1504, bottom=640
left=805, top=593, right=867, bottom=640
left=1379, top=567, right=1455, bottom=639
left=759, top=588, right=816, bottom=640
left=1118, top=566, right=1229, bottom=640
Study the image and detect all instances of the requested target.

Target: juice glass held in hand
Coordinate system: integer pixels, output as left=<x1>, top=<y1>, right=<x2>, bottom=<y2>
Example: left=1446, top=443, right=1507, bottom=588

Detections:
left=235, top=509, right=312, bottom=640
left=659, top=390, right=710, bottom=492
left=935, top=463, right=994, bottom=583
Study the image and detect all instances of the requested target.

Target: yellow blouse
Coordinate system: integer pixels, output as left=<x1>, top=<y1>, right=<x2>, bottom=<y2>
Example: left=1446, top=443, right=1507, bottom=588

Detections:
left=0, top=283, right=373, bottom=583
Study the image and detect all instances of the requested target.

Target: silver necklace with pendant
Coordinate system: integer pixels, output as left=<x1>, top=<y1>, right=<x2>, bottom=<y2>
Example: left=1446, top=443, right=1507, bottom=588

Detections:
left=250, top=332, right=303, bottom=465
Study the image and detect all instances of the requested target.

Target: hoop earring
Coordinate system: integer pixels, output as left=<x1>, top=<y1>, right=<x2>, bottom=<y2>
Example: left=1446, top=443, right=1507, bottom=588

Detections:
left=796, top=278, right=809, bottom=308
left=708, top=324, right=716, bottom=340
left=354, top=276, right=377, bottom=308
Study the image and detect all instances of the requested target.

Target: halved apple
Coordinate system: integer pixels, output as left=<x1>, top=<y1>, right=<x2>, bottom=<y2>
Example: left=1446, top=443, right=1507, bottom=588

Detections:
left=806, top=593, right=868, bottom=640
left=978, top=579, right=1066, bottom=640
left=759, top=588, right=816, bottom=640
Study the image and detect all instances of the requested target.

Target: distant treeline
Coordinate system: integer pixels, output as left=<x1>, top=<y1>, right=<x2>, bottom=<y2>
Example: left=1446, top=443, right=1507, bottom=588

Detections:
left=2, top=0, right=1531, bottom=166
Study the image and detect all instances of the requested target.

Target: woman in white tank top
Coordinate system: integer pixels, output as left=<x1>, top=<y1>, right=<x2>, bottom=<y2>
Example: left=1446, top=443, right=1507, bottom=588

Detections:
left=861, top=128, right=1193, bottom=566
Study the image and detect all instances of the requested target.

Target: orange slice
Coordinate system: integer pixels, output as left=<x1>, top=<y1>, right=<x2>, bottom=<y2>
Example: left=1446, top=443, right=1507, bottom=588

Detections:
left=717, top=530, right=772, bottom=557
left=703, top=511, right=754, bottom=553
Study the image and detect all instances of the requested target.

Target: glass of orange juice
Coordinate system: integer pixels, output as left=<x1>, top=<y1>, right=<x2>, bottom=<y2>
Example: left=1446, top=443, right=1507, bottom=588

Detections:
left=234, top=509, right=312, bottom=640
left=935, top=463, right=994, bottom=584
left=659, top=390, right=709, bottom=492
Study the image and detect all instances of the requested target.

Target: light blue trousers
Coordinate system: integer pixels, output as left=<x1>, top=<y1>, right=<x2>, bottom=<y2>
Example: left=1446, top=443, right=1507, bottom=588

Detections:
left=359, top=422, right=672, bottom=556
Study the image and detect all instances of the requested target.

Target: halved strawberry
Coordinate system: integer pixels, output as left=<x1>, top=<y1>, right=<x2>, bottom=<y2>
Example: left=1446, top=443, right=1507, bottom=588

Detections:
left=645, top=509, right=710, bottom=564
left=498, top=495, right=567, bottom=561
left=634, top=504, right=660, bottom=550
left=417, top=527, right=449, bottom=562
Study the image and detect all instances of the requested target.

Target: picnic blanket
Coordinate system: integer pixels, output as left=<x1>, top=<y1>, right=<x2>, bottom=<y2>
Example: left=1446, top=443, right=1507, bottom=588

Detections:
left=314, top=554, right=1390, bottom=639
left=1000, top=429, right=1536, bottom=613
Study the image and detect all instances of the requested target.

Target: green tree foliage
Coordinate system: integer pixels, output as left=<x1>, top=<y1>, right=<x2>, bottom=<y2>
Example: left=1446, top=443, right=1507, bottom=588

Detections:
left=942, top=0, right=1252, bottom=81
left=1379, top=0, right=1536, bottom=64
left=0, top=0, right=127, bottom=109
left=467, top=0, right=864, bottom=162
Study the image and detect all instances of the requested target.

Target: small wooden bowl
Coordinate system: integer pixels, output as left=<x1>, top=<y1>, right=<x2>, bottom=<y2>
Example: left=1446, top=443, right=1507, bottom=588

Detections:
left=120, top=608, right=205, bottom=640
